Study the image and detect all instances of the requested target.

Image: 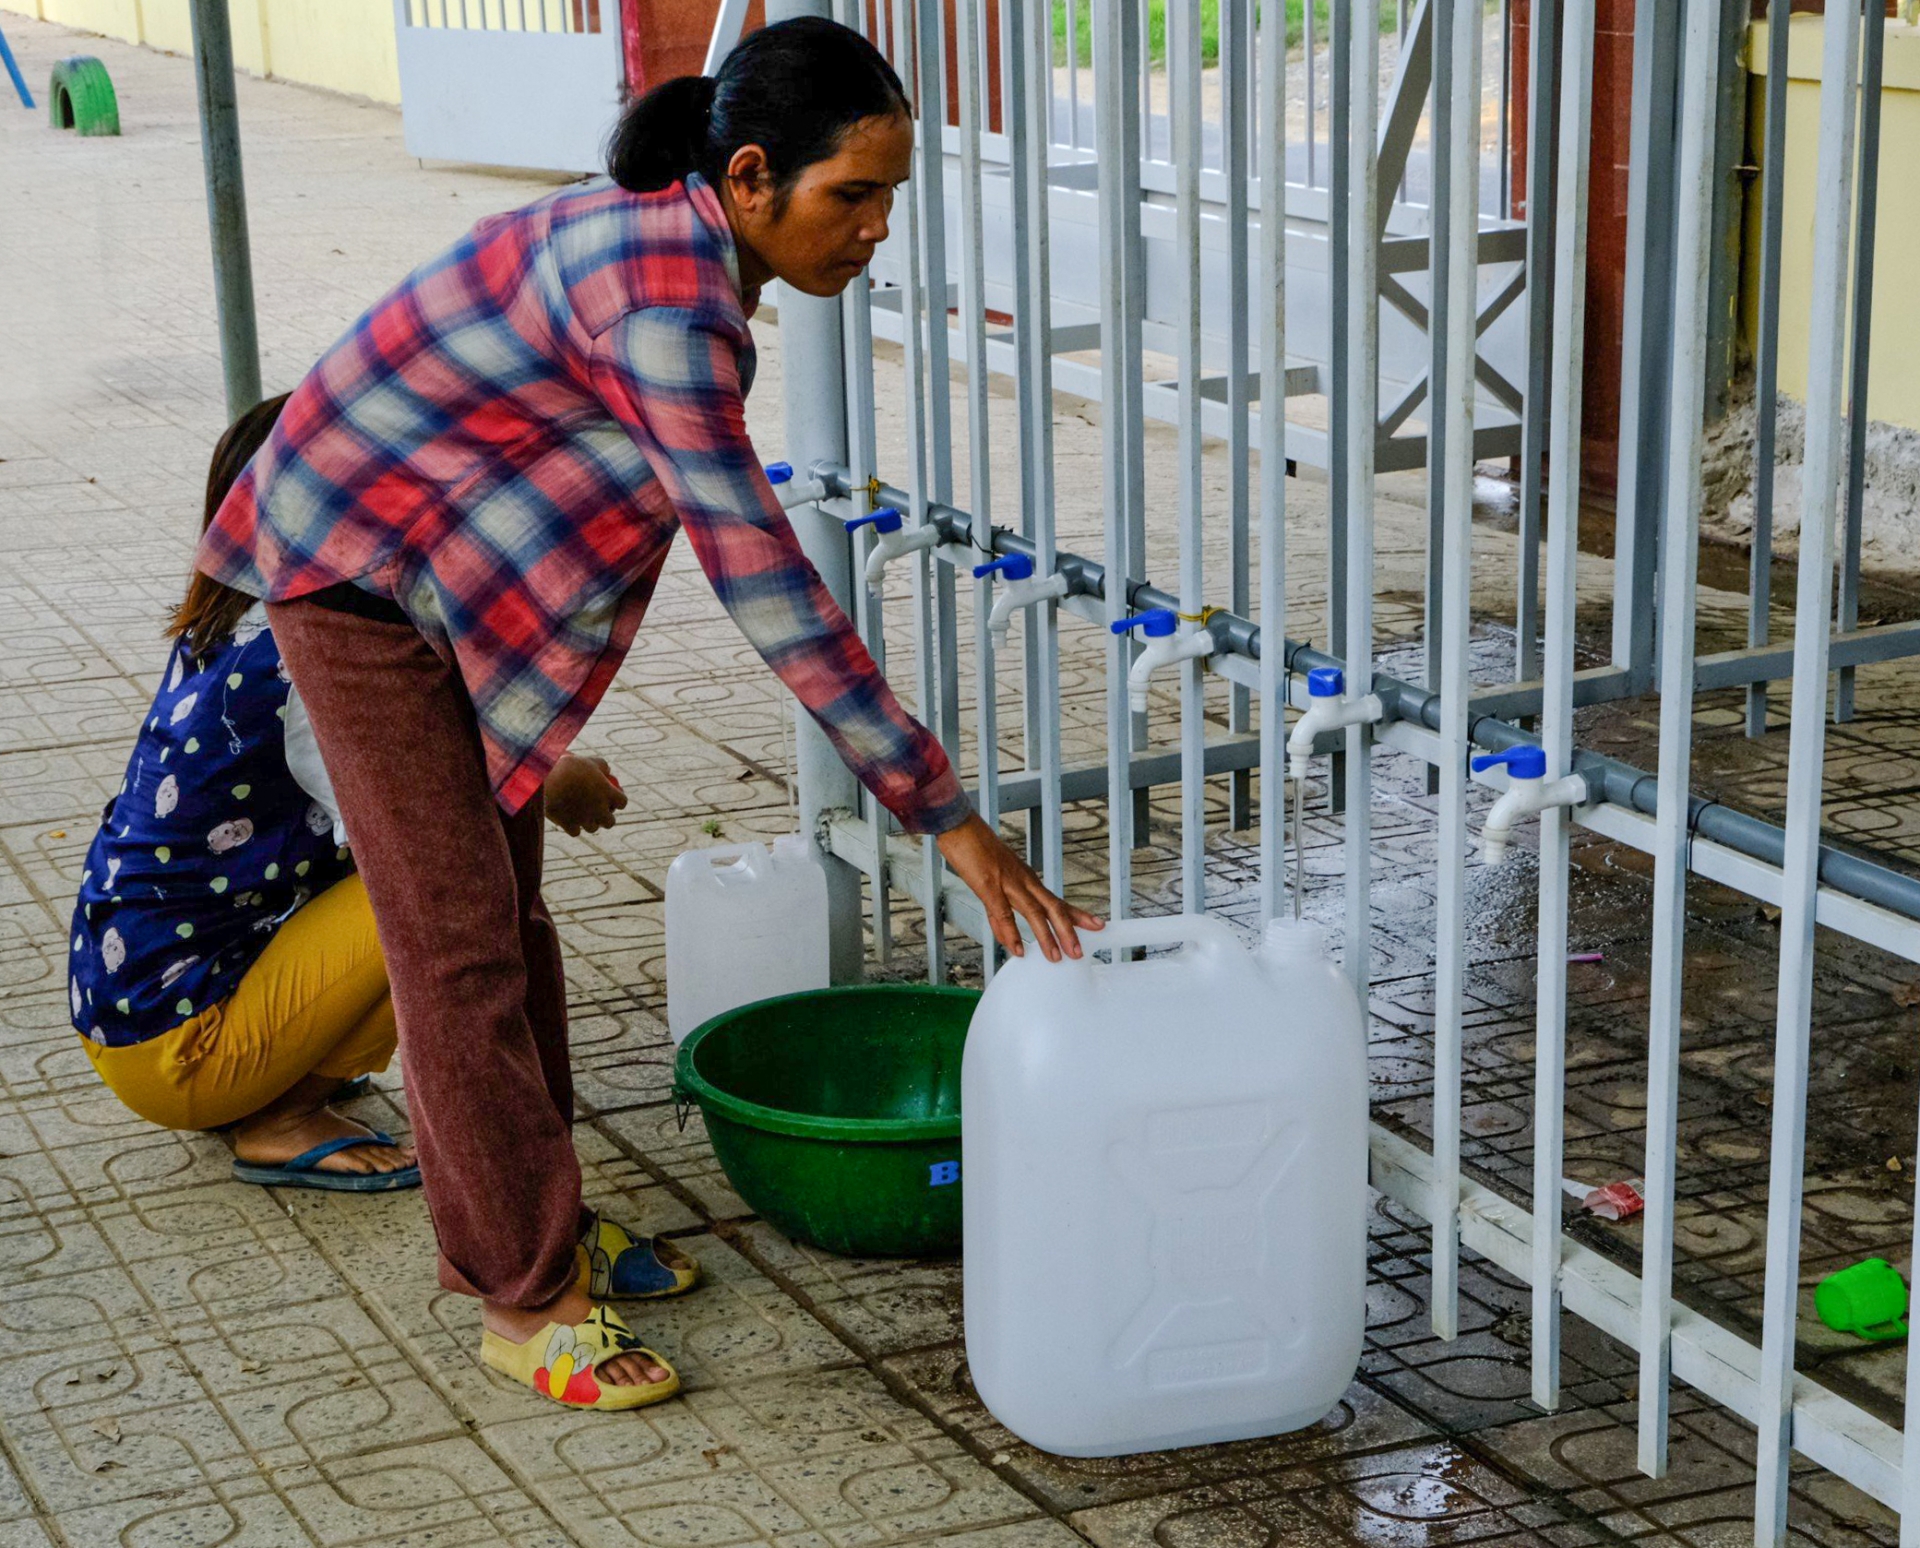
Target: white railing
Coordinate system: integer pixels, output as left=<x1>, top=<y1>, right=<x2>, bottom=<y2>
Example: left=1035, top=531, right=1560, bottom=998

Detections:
left=753, top=1, right=1920, bottom=1541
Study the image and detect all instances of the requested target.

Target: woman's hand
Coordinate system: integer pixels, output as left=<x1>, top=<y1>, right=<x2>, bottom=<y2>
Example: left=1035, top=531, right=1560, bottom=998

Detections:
left=935, top=814, right=1103, bottom=962
left=544, top=753, right=629, bottom=836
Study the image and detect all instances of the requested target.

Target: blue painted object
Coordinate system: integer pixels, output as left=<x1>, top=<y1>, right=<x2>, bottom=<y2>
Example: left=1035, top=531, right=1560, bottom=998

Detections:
left=0, top=22, right=33, bottom=109
left=1471, top=746, right=1548, bottom=780
left=973, top=554, right=1034, bottom=582
left=843, top=507, right=903, bottom=535
left=764, top=461, right=794, bottom=484
left=1307, top=666, right=1345, bottom=698
left=1111, top=608, right=1178, bottom=639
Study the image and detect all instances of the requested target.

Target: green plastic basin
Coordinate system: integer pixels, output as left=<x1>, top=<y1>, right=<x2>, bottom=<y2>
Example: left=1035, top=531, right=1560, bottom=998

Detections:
left=673, top=985, right=977, bottom=1258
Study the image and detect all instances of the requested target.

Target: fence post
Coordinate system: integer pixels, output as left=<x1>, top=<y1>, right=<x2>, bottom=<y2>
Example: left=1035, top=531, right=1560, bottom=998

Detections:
left=188, top=0, right=262, bottom=421
left=767, top=0, right=864, bottom=983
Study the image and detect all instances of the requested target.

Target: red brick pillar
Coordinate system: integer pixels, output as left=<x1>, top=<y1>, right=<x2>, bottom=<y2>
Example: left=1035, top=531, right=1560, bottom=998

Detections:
left=1509, top=0, right=1638, bottom=493
left=623, top=1, right=767, bottom=95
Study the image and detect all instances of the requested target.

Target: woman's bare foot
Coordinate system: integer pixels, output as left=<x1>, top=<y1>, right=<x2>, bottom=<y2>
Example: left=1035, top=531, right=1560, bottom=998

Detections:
left=229, top=1074, right=415, bottom=1176
left=482, top=1284, right=671, bottom=1388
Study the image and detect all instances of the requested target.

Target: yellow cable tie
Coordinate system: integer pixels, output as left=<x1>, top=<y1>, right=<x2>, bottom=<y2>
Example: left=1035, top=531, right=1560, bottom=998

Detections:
left=1175, top=605, right=1224, bottom=625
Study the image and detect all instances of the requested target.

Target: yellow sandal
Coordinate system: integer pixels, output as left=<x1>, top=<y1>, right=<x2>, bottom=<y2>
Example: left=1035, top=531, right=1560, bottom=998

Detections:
left=575, top=1214, right=700, bottom=1300
left=481, top=1304, right=680, bottom=1411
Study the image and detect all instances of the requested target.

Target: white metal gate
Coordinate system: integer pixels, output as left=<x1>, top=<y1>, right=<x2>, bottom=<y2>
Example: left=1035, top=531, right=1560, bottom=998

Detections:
left=745, top=0, right=1920, bottom=1541
left=392, top=0, right=625, bottom=175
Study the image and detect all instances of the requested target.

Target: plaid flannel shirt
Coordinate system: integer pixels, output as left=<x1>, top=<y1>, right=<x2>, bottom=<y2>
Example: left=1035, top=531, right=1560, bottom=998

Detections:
left=197, top=175, right=969, bottom=834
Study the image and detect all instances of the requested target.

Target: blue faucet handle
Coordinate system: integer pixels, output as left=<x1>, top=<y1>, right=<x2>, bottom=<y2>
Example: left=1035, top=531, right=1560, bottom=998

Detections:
left=764, top=461, right=795, bottom=485
left=1306, top=666, right=1345, bottom=698
left=843, top=507, right=904, bottom=535
left=1471, top=745, right=1548, bottom=779
left=1111, top=608, right=1179, bottom=639
left=973, top=553, right=1035, bottom=582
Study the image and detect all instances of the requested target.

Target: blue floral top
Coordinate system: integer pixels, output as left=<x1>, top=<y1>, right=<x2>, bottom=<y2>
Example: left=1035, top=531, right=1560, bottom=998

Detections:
left=68, top=611, right=352, bottom=1047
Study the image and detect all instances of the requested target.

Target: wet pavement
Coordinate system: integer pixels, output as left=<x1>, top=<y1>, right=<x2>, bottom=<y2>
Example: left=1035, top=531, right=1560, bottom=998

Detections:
left=3, top=12, right=1918, bottom=1545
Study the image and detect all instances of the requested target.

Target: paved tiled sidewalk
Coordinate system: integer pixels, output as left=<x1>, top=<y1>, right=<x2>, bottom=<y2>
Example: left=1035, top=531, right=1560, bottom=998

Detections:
left=4, top=14, right=1920, bottom=1547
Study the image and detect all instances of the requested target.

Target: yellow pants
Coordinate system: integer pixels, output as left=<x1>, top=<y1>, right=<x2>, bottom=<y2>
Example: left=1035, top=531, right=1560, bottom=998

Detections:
left=84, top=874, right=398, bottom=1132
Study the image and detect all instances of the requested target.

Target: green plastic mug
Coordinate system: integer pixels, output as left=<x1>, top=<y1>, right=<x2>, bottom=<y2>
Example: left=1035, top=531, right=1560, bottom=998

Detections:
left=1814, top=1258, right=1909, bottom=1341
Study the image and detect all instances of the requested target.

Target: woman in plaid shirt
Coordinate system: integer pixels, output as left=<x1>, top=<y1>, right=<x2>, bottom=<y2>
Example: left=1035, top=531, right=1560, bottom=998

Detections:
left=195, top=17, right=1099, bottom=1410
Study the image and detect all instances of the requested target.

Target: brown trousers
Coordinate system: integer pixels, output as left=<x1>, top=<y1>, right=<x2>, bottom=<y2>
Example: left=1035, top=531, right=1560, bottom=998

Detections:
left=268, top=596, right=583, bottom=1308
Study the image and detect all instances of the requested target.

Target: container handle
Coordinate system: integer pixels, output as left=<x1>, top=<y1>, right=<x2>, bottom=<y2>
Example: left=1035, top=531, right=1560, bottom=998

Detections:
left=700, top=842, right=767, bottom=883
left=1082, top=914, right=1237, bottom=963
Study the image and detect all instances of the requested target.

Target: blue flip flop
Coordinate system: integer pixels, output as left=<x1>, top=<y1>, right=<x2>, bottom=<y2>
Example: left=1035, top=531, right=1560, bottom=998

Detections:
left=232, top=1130, right=421, bottom=1192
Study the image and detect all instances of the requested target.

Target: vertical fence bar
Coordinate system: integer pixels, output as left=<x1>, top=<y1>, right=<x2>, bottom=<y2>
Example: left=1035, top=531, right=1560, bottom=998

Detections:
left=1259, top=0, right=1291, bottom=924
left=1424, top=0, right=1452, bottom=712
left=1140, top=0, right=1154, bottom=161
left=890, top=0, right=933, bottom=975
left=1495, top=0, right=1511, bottom=214
left=1745, top=0, right=1790, bottom=738
left=1173, top=0, right=1208, bottom=911
left=1512, top=0, right=1557, bottom=687
left=1752, top=0, right=1861, bottom=1531
left=1836, top=0, right=1883, bottom=727
left=1608, top=0, right=1679, bottom=692
left=1325, top=0, right=1351, bottom=819
left=1636, top=0, right=1721, bottom=1478
left=1530, top=0, right=1595, bottom=1412
left=188, top=0, right=263, bottom=421
left=1306, top=0, right=1319, bottom=188
left=1009, top=0, right=1044, bottom=872
left=1225, top=0, right=1255, bottom=832
left=770, top=0, right=862, bottom=983
left=1065, top=0, right=1079, bottom=148
left=1341, top=0, right=1378, bottom=983
left=904, top=0, right=959, bottom=983
left=835, top=0, right=892, bottom=971
left=1431, top=0, right=1479, bottom=1348
left=956, top=0, right=1001, bottom=980
left=1008, top=0, right=1066, bottom=890
left=1096, top=0, right=1145, bottom=923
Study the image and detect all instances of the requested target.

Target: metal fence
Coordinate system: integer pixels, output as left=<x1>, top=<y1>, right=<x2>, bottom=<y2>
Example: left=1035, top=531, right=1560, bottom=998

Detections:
left=747, top=0, right=1920, bottom=1538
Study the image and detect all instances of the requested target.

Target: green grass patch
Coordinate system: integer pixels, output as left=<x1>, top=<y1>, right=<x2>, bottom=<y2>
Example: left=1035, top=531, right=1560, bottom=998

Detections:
left=1051, top=0, right=1402, bottom=69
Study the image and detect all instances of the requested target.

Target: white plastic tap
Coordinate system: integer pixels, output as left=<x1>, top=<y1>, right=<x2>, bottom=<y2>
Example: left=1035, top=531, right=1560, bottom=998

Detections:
left=974, top=554, right=1071, bottom=648
left=764, top=461, right=829, bottom=510
left=1111, top=609, right=1215, bottom=713
left=1287, top=667, right=1385, bottom=779
left=1470, top=746, right=1589, bottom=865
left=843, top=508, right=942, bottom=599
left=1466, top=749, right=1589, bottom=868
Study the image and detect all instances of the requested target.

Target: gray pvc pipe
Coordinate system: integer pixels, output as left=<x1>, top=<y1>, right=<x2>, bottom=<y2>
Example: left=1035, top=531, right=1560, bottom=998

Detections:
left=829, top=466, right=1920, bottom=928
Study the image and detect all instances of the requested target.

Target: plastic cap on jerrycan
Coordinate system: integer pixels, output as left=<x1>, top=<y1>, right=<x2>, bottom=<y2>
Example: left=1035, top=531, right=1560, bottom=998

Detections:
left=962, top=912, right=1369, bottom=1457
left=665, top=836, right=831, bottom=1043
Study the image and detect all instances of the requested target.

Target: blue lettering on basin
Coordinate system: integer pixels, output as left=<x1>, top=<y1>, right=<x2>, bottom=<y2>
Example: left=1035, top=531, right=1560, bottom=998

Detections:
left=929, top=1160, right=961, bottom=1188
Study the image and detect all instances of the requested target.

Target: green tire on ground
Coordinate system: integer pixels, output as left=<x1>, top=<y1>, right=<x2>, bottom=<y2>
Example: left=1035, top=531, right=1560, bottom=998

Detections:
left=48, top=56, right=119, bottom=137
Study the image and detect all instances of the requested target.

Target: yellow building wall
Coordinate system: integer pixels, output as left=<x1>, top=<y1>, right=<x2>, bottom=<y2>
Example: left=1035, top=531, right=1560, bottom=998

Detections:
left=1746, top=15, right=1920, bottom=433
left=2, top=0, right=401, bottom=104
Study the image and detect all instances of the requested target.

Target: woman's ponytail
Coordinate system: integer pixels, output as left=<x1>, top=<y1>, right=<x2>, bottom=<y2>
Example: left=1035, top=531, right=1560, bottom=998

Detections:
left=608, top=17, right=907, bottom=200
left=606, top=73, right=720, bottom=194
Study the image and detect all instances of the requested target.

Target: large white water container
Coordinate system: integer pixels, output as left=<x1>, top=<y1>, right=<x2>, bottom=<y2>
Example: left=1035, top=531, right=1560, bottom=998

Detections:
left=962, top=913, right=1368, bottom=1457
left=665, top=836, right=831, bottom=1043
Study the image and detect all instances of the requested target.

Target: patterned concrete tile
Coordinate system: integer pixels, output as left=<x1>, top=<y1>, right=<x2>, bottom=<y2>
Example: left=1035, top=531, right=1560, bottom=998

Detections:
left=727, top=1221, right=964, bottom=1359
left=598, top=1106, right=756, bottom=1224
left=490, top=1365, right=1042, bottom=1548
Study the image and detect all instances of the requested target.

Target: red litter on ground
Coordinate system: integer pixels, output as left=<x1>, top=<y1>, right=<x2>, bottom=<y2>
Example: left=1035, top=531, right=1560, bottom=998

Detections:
left=1567, top=951, right=1604, bottom=964
left=1561, top=1178, right=1646, bottom=1220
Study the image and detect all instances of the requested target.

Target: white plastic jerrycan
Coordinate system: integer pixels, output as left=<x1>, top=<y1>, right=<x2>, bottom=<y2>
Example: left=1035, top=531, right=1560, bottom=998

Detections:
left=962, top=913, right=1368, bottom=1458
left=665, top=835, right=831, bottom=1043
